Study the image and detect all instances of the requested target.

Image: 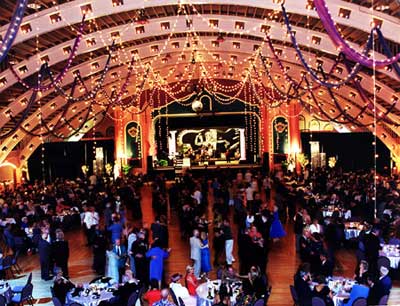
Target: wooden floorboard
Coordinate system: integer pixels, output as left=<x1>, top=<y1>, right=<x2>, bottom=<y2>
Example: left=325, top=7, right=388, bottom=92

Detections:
left=13, top=184, right=400, bottom=305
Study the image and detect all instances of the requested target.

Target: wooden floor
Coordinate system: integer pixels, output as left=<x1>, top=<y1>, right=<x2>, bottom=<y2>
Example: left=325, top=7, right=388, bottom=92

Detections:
left=14, top=184, right=400, bottom=305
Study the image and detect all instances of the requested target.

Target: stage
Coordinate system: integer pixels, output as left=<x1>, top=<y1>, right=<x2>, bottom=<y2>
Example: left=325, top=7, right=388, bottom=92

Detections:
left=153, top=161, right=262, bottom=179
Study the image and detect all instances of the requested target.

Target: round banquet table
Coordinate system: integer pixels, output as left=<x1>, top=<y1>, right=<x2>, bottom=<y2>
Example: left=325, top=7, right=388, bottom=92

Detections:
left=0, top=281, right=12, bottom=303
left=196, top=280, right=241, bottom=306
left=380, top=245, right=400, bottom=269
left=66, top=285, right=116, bottom=306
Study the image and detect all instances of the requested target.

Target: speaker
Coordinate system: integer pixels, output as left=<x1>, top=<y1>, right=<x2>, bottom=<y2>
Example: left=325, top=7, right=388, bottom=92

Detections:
left=262, top=152, right=269, bottom=174
left=146, top=156, right=153, bottom=174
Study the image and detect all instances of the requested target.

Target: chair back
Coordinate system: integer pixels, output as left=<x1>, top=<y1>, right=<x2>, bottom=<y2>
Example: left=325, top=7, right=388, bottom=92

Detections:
left=378, top=294, right=389, bottom=305
left=352, top=297, right=367, bottom=306
left=2, top=256, right=13, bottom=269
left=169, top=288, right=179, bottom=306
left=343, top=285, right=369, bottom=306
left=21, top=283, right=33, bottom=301
left=289, top=285, right=299, bottom=303
left=311, top=297, right=326, bottom=306
left=27, top=272, right=33, bottom=284
left=253, top=299, right=265, bottom=306
left=377, top=256, right=391, bottom=270
left=127, top=292, right=139, bottom=306
left=69, top=303, right=84, bottom=306
left=0, top=295, right=6, bottom=306
left=178, top=297, right=186, bottom=306
left=52, top=296, right=63, bottom=306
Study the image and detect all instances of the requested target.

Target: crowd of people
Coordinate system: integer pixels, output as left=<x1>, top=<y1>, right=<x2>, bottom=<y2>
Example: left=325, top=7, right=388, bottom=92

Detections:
left=0, top=165, right=399, bottom=306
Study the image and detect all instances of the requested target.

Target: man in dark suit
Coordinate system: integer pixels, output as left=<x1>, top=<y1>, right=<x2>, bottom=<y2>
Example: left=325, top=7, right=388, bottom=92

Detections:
left=113, top=239, right=127, bottom=283
left=112, top=270, right=141, bottom=304
left=318, top=252, right=333, bottom=277
left=364, top=227, right=381, bottom=272
left=299, top=228, right=312, bottom=263
left=368, top=266, right=392, bottom=305
left=38, top=233, right=52, bottom=280
left=294, top=266, right=312, bottom=306
left=51, top=229, right=70, bottom=278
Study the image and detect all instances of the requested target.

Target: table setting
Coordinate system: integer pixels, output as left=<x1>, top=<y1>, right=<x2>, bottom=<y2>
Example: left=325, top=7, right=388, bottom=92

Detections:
left=380, top=244, right=400, bottom=269
left=344, top=222, right=362, bottom=240
left=196, top=279, right=242, bottom=306
left=66, top=278, right=117, bottom=306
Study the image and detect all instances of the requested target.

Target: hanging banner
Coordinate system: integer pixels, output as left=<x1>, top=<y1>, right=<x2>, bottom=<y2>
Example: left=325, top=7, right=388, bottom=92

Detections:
left=125, top=122, right=142, bottom=161
left=272, top=116, right=289, bottom=154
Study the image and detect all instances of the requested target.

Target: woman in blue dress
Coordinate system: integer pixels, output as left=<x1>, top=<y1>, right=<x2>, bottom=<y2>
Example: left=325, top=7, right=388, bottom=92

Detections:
left=270, top=205, right=286, bottom=241
left=146, top=240, right=170, bottom=288
left=200, top=232, right=211, bottom=275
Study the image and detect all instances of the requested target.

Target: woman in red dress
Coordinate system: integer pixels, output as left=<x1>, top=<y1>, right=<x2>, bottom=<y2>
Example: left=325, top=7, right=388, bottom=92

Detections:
left=185, top=265, right=198, bottom=296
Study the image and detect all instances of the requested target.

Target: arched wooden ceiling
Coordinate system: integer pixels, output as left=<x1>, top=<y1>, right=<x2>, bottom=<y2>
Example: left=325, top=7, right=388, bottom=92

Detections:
left=0, top=0, right=399, bottom=164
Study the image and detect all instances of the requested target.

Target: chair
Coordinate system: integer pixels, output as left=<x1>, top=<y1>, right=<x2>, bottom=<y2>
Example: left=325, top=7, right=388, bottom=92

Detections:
left=127, top=292, right=139, bottom=306
left=377, top=256, right=391, bottom=270
left=352, top=297, right=367, bottom=306
left=52, top=296, right=63, bottom=306
left=253, top=299, right=265, bottom=306
left=289, top=285, right=299, bottom=306
left=311, top=297, right=326, bottom=306
left=343, top=285, right=369, bottom=306
left=69, top=303, right=84, bottom=306
left=11, top=282, right=33, bottom=305
left=0, top=255, right=14, bottom=279
left=169, top=288, right=179, bottom=306
left=178, top=297, right=186, bottom=306
left=11, top=250, right=22, bottom=274
left=12, top=272, right=33, bottom=294
left=378, top=294, right=389, bottom=305
left=0, top=295, right=7, bottom=306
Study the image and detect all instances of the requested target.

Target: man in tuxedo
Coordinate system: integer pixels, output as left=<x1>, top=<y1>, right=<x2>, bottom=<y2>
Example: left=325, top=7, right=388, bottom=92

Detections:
left=368, top=266, right=392, bottom=305
left=38, top=233, right=52, bottom=280
left=113, top=239, right=127, bottom=283
left=294, top=208, right=304, bottom=253
left=364, top=227, right=381, bottom=272
left=318, top=252, right=333, bottom=277
left=51, top=229, right=70, bottom=278
left=294, top=265, right=312, bottom=306
left=299, top=228, right=312, bottom=263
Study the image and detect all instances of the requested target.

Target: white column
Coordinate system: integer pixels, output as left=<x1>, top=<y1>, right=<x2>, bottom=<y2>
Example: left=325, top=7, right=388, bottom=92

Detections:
left=169, top=130, right=177, bottom=157
left=239, top=128, right=246, bottom=161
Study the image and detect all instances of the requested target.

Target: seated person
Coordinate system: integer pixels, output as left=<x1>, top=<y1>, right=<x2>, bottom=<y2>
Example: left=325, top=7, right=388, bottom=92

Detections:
left=312, top=275, right=333, bottom=306
left=184, top=266, right=198, bottom=296
left=318, top=252, right=333, bottom=278
left=367, top=266, right=392, bottom=305
left=294, top=263, right=312, bottom=306
left=53, top=268, right=75, bottom=304
left=111, top=270, right=141, bottom=305
left=354, top=260, right=369, bottom=285
left=144, top=279, right=162, bottom=306
left=241, top=266, right=268, bottom=299
left=170, top=273, right=190, bottom=299
left=153, top=288, right=176, bottom=306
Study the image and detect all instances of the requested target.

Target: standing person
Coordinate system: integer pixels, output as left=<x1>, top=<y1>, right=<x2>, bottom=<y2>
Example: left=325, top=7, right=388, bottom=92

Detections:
left=222, top=219, right=234, bottom=265
left=38, top=232, right=52, bottom=281
left=269, top=205, right=286, bottom=242
left=294, top=208, right=304, bottom=253
left=190, top=229, right=202, bottom=278
left=108, top=216, right=123, bottom=244
left=127, top=228, right=137, bottom=276
left=83, top=206, right=99, bottom=246
left=146, top=240, right=171, bottom=288
left=51, top=229, right=69, bottom=278
left=200, top=232, right=212, bottom=276
left=92, top=225, right=107, bottom=275
left=112, top=239, right=127, bottom=283
left=132, top=231, right=149, bottom=284
left=213, top=220, right=224, bottom=267
left=185, top=265, right=198, bottom=296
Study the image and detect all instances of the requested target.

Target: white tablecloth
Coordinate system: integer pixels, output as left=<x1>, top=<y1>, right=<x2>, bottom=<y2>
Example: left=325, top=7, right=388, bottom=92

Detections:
left=196, top=280, right=241, bottom=306
left=380, top=246, right=400, bottom=269
left=344, top=229, right=360, bottom=240
left=328, top=277, right=354, bottom=306
left=67, top=286, right=116, bottom=306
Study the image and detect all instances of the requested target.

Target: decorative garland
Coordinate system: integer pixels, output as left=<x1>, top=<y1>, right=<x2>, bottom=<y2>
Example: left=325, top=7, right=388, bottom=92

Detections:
left=9, top=15, right=86, bottom=92
left=0, top=0, right=28, bottom=64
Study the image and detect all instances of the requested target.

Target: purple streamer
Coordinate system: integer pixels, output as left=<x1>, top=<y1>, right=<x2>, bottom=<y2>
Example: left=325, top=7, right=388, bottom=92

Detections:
left=9, top=16, right=86, bottom=92
left=0, top=0, right=28, bottom=64
left=314, top=0, right=400, bottom=68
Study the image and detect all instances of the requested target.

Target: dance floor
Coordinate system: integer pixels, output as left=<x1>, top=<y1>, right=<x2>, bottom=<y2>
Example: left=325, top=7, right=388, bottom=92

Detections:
left=13, top=184, right=400, bottom=305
